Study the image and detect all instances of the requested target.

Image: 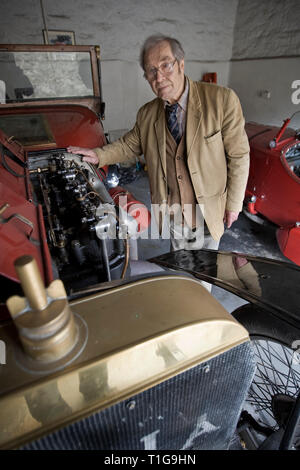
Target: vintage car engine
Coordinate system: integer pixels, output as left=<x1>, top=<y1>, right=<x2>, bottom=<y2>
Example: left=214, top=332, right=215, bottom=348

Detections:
left=27, top=150, right=136, bottom=293
left=285, top=141, right=300, bottom=178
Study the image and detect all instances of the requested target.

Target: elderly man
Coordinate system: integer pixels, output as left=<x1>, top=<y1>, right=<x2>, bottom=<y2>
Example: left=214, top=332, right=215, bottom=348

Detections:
left=68, top=35, right=249, bottom=252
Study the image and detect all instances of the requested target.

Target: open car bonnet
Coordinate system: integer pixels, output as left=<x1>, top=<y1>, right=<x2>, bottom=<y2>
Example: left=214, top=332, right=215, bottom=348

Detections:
left=0, top=44, right=107, bottom=304
left=0, top=104, right=105, bottom=153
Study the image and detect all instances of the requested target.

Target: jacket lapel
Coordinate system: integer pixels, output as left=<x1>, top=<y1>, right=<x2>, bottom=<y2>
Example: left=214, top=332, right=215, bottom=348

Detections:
left=186, top=78, right=202, bottom=159
left=154, top=102, right=167, bottom=177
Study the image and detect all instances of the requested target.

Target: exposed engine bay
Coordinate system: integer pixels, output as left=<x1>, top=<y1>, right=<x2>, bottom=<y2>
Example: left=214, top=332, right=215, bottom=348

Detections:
left=285, top=142, right=300, bottom=178
left=27, top=150, right=137, bottom=293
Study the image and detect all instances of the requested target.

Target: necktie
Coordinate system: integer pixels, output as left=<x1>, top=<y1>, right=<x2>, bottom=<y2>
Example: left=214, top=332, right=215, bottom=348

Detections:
left=166, top=103, right=181, bottom=145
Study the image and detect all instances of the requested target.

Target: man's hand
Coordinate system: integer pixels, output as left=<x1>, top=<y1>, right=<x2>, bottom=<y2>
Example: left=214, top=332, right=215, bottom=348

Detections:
left=67, top=146, right=99, bottom=164
left=223, top=210, right=239, bottom=229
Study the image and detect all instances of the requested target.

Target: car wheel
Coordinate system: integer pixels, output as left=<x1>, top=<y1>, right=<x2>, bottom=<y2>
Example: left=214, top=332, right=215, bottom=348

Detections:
left=231, top=304, right=300, bottom=449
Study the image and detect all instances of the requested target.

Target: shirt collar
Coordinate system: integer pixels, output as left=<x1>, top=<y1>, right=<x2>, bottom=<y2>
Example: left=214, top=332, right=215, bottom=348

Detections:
left=164, top=76, right=189, bottom=111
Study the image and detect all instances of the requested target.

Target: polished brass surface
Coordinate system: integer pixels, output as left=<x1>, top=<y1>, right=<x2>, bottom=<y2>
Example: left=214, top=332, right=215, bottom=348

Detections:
left=6, top=256, right=79, bottom=363
left=0, top=275, right=250, bottom=449
left=15, top=302, right=78, bottom=363
left=14, top=255, right=47, bottom=311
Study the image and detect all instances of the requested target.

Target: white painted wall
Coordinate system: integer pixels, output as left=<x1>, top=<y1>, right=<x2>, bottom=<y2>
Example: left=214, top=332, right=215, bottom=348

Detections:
left=229, top=0, right=300, bottom=128
left=0, top=0, right=238, bottom=132
left=2, top=0, right=298, bottom=131
left=229, top=58, right=300, bottom=127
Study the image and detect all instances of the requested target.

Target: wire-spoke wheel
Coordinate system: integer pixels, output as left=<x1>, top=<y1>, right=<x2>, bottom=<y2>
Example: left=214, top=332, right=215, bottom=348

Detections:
left=232, top=304, right=300, bottom=449
left=247, top=339, right=300, bottom=430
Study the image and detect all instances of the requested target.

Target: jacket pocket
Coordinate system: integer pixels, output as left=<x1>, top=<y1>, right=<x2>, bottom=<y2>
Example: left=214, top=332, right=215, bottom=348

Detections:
left=204, top=130, right=222, bottom=144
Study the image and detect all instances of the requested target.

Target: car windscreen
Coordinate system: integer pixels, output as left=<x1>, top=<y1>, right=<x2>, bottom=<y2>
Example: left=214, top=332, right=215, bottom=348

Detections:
left=0, top=51, right=94, bottom=103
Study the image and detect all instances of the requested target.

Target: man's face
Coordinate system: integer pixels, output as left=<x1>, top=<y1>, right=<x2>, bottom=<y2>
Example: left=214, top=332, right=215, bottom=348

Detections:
left=144, top=41, right=185, bottom=104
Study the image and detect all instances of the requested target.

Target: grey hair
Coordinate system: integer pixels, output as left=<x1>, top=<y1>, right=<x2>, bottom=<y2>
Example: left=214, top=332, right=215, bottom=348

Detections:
left=140, top=34, right=185, bottom=70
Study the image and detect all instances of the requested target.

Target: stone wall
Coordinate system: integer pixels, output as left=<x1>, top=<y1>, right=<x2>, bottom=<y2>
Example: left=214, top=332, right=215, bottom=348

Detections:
left=229, top=0, right=300, bottom=127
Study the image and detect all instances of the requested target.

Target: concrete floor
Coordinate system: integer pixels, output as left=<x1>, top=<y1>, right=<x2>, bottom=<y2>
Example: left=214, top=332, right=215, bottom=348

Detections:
left=123, top=168, right=292, bottom=314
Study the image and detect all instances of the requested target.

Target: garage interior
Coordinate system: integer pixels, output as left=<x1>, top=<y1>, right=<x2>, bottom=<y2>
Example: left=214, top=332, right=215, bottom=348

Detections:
left=1, top=0, right=295, bottom=307
left=0, top=0, right=300, bottom=452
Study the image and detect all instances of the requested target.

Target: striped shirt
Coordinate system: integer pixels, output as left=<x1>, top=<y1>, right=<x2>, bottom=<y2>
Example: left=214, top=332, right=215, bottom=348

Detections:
left=164, top=77, right=189, bottom=141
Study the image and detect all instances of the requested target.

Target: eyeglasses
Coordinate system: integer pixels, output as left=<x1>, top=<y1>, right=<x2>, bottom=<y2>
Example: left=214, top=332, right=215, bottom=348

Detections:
left=144, top=59, right=177, bottom=80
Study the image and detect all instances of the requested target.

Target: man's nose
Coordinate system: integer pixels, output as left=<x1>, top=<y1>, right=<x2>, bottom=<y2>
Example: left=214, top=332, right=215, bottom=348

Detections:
left=155, top=69, right=166, bottom=81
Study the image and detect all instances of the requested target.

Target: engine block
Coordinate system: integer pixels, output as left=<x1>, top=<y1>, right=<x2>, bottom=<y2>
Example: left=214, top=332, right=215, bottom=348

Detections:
left=28, top=150, right=133, bottom=293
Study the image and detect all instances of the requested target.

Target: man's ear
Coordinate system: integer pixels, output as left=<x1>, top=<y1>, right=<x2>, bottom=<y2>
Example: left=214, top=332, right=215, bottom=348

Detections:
left=179, top=59, right=185, bottom=74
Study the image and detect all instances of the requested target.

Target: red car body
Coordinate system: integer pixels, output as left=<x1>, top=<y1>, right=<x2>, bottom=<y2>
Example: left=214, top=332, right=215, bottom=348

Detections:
left=244, top=118, right=300, bottom=265
left=0, top=105, right=106, bottom=286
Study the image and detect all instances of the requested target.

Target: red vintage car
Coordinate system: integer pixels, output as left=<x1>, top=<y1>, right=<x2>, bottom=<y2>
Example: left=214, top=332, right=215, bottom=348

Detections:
left=244, top=115, right=300, bottom=265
